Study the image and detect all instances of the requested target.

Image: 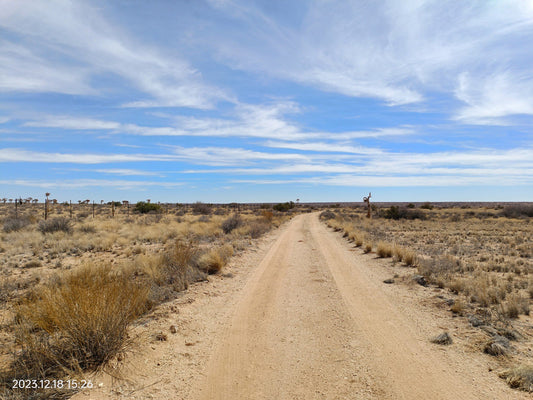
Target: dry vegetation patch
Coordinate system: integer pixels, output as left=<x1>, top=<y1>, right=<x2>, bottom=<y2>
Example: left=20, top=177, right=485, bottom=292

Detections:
left=321, top=203, right=533, bottom=392
left=0, top=202, right=291, bottom=398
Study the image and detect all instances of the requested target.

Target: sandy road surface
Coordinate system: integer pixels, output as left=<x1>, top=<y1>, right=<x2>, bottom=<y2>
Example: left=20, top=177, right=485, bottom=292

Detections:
left=194, top=213, right=521, bottom=400
left=75, top=213, right=525, bottom=399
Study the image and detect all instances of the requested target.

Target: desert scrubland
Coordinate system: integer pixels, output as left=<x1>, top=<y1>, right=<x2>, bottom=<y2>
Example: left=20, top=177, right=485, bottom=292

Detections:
left=0, top=200, right=291, bottom=399
left=1, top=201, right=533, bottom=399
left=323, top=203, right=533, bottom=392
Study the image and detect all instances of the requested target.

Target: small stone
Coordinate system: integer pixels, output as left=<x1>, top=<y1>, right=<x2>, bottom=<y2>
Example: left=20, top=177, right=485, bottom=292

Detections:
left=170, top=325, right=177, bottom=334
left=431, top=332, right=453, bottom=345
left=383, top=278, right=395, bottom=284
left=155, top=332, right=167, bottom=341
left=467, top=315, right=483, bottom=327
left=413, top=274, right=427, bottom=286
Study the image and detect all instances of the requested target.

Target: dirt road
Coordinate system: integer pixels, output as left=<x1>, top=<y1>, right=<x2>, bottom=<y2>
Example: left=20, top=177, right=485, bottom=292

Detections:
left=194, top=213, right=520, bottom=400
left=75, top=213, right=525, bottom=399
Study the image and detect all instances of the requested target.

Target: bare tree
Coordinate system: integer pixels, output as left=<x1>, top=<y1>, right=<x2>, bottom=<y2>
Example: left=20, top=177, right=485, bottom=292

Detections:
left=363, top=192, right=372, bottom=219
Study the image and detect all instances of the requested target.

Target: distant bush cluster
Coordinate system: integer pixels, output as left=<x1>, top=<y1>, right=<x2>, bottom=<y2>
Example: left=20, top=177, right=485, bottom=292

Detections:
left=273, top=201, right=295, bottom=212
left=501, top=205, right=533, bottom=218
left=381, top=206, right=426, bottom=220
left=319, top=210, right=336, bottom=220
left=37, top=217, right=72, bottom=233
left=192, top=201, right=212, bottom=215
left=134, top=201, right=161, bottom=214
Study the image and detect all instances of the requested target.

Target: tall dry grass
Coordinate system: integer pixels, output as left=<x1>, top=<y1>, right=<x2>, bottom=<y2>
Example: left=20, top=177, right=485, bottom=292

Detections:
left=11, top=265, right=151, bottom=379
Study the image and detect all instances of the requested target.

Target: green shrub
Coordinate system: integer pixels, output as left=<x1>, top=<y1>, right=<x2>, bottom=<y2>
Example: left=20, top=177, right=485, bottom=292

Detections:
left=382, top=206, right=426, bottom=220
left=273, top=201, right=294, bottom=212
left=134, top=201, right=161, bottom=214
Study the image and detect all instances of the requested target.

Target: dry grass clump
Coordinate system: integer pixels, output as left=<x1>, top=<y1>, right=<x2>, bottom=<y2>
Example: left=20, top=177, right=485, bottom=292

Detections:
left=198, top=244, right=234, bottom=274
left=499, top=365, right=533, bottom=391
left=377, top=241, right=393, bottom=258
left=391, top=245, right=417, bottom=266
left=37, top=217, right=72, bottom=234
left=501, top=295, right=530, bottom=319
left=261, top=210, right=273, bottom=222
left=78, top=223, right=97, bottom=233
left=10, top=265, right=151, bottom=380
left=364, top=243, right=373, bottom=254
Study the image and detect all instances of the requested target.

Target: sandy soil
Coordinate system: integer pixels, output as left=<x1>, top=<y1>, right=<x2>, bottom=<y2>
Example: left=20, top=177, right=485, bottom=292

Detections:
left=73, top=213, right=528, bottom=399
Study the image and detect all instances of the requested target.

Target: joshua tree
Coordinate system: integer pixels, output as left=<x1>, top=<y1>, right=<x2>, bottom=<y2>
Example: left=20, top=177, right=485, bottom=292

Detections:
left=2, top=198, right=6, bottom=204
left=45, top=192, right=51, bottom=220
left=146, top=199, right=151, bottom=203
left=363, top=192, right=372, bottom=219
left=8, top=199, right=13, bottom=203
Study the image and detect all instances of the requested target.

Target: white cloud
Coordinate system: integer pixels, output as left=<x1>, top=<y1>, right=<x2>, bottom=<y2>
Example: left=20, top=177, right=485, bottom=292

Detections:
left=0, top=0, right=224, bottom=108
left=169, top=146, right=309, bottom=166
left=263, top=141, right=382, bottom=155
left=204, top=0, right=533, bottom=121
left=0, top=148, right=174, bottom=164
left=0, top=179, right=182, bottom=190
left=92, top=169, right=162, bottom=177
left=23, top=106, right=415, bottom=142
left=454, top=72, right=533, bottom=124
left=24, top=117, right=121, bottom=130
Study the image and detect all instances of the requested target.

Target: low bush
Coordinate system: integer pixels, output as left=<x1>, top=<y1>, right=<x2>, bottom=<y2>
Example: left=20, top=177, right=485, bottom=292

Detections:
left=499, top=365, right=533, bottom=391
left=501, top=204, right=533, bottom=218
left=198, top=244, right=233, bottom=274
left=37, top=217, right=72, bottom=234
left=134, top=201, right=161, bottom=214
left=420, top=201, right=434, bottom=210
left=192, top=201, right=212, bottom=215
left=3, top=217, right=31, bottom=232
left=11, top=266, right=151, bottom=381
left=381, top=206, right=426, bottom=220
left=246, top=221, right=270, bottom=238
left=319, top=210, right=336, bottom=220
left=273, top=201, right=295, bottom=212
left=222, top=214, right=242, bottom=234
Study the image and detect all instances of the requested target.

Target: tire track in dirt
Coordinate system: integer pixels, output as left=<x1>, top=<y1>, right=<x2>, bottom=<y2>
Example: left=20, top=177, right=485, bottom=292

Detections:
left=194, top=213, right=523, bottom=400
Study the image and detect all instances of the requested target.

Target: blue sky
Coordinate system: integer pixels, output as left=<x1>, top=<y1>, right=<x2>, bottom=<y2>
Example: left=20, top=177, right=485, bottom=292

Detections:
left=1, top=0, right=533, bottom=203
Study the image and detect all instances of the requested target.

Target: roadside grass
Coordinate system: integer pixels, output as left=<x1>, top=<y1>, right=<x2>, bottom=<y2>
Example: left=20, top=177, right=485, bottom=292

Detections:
left=321, top=204, right=533, bottom=392
left=0, top=205, right=290, bottom=398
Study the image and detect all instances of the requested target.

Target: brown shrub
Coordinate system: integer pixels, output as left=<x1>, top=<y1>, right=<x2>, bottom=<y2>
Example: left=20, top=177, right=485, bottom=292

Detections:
left=12, top=265, right=151, bottom=379
left=198, top=244, right=233, bottom=274
left=246, top=221, right=270, bottom=239
left=499, top=365, right=533, bottom=391
left=261, top=210, right=273, bottom=222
